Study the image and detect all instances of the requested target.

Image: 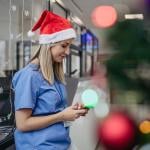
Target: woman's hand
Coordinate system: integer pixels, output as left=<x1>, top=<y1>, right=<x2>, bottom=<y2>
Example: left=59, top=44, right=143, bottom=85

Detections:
left=61, top=105, right=87, bottom=121
left=72, top=102, right=89, bottom=116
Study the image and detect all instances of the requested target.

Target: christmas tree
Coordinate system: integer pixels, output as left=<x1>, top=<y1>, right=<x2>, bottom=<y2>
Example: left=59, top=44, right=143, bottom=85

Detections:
left=105, top=19, right=150, bottom=104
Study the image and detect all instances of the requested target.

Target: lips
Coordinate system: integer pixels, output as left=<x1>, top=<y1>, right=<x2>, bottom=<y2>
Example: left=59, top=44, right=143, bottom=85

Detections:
left=60, top=55, right=66, bottom=58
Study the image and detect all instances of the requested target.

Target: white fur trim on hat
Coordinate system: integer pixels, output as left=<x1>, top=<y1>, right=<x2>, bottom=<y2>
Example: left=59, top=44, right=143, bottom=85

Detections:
left=39, top=28, right=76, bottom=44
left=27, top=30, right=35, bottom=37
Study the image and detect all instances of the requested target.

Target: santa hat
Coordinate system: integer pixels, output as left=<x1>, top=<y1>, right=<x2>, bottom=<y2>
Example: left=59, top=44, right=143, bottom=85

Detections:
left=28, top=10, right=76, bottom=44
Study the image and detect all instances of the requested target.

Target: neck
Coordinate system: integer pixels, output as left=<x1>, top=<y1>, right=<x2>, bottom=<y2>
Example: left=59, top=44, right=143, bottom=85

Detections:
left=30, top=58, right=40, bottom=65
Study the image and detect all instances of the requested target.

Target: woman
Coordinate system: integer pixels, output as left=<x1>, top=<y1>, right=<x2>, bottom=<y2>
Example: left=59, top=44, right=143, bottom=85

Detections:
left=12, top=10, right=88, bottom=150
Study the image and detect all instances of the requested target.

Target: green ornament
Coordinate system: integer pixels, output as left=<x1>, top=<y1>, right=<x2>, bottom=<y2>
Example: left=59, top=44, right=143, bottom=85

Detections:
left=81, top=89, right=98, bottom=108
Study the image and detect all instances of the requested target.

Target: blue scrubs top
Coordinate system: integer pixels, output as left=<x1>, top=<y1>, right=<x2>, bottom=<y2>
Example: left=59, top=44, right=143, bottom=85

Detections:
left=12, top=63, right=71, bottom=150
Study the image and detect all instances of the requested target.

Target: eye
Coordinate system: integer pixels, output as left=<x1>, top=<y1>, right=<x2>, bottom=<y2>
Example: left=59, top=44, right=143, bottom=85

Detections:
left=61, top=44, right=69, bottom=48
left=61, top=45, right=67, bottom=48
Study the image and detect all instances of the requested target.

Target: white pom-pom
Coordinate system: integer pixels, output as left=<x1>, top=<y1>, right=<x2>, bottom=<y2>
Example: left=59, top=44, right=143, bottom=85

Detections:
left=27, top=30, right=35, bottom=37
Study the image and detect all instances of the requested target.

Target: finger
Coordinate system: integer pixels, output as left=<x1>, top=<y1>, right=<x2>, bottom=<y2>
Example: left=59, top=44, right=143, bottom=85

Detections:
left=72, top=105, right=78, bottom=109
left=85, top=108, right=89, bottom=113
left=75, top=114, right=79, bottom=119
left=76, top=109, right=86, bottom=114
left=72, top=104, right=79, bottom=109
left=74, top=102, right=79, bottom=106
left=81, top=103, right=85, bottom=108
left=79, top=108, right=88, bottom=113
left=79, top=113, right=86, bottom=116
left=79, top=110, right=88, bottom=116
left=77, top=103, right=84, bottom=109
left=78, top=104, right=82, bottom=109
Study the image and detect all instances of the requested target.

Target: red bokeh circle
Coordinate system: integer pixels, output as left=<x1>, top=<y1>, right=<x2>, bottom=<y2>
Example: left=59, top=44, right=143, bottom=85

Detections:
left=91, top=6, right=117, bottom=28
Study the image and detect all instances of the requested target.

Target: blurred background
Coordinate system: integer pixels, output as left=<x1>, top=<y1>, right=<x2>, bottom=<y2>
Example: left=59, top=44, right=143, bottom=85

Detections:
left=0, top=0, right=149, bottom=150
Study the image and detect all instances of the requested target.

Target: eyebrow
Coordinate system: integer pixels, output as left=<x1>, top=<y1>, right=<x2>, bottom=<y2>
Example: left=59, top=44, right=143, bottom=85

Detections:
left=62, top=42, right=70, bottom=45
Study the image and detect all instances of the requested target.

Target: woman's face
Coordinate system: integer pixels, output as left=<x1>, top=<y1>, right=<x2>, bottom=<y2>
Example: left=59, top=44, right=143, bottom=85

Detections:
left=50, top=39, right=73, bottom=63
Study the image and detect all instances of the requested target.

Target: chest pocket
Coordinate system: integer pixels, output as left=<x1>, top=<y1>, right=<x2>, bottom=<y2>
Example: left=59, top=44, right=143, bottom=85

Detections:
left=33, top=83, right=62, bottom=115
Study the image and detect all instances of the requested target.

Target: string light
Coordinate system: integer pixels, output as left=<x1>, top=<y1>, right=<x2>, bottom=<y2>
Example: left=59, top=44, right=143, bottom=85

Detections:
left=22, top=0, right=25, bottom=55
left=8, top=0, right=12, bottom=68
left=30, top=0, right=33, bottom=50
left=8, top=0, right=13, bottom=120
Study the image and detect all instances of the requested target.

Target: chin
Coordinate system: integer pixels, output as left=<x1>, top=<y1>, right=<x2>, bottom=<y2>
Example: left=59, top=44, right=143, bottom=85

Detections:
left=58, top=60, right=63, bottom=63
left=54, top=57, right=64, bottom=63
left=55, top=59, right=63, bottom=63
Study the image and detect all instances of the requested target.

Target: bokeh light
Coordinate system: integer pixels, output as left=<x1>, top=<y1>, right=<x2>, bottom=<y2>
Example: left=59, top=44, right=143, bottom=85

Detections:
left=94, top=101, right=109, bottom=118
left=97, top=111, right=136, bottom=150
left=81, top=89, right=98, bottom=108
left=91, top=5, right=118, bottom=28
left=139, top=143, right=150, bottom=150
left=139, top=120, right=150, bottom=134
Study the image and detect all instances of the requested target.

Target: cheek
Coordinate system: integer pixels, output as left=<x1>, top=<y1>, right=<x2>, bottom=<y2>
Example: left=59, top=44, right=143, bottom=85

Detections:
left=51, top=48, right=58, bottom=57
left=51, top=48, right=64, bottom=57
left=51, top=50, right=62, bottom=62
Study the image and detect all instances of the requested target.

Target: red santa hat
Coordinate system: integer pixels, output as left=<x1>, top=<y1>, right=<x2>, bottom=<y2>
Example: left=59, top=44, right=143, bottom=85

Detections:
left=28, top=10, right=76, bottom=44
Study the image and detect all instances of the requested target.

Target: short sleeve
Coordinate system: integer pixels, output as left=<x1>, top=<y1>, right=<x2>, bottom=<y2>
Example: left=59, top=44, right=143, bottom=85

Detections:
left=12, top=70, right=40, bottom=111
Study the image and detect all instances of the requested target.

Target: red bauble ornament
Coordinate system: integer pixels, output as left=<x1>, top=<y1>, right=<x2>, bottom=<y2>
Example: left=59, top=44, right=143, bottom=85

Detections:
left=97, top=111, right=136, bottom=150
left=91, top=6, right=117, bottom=28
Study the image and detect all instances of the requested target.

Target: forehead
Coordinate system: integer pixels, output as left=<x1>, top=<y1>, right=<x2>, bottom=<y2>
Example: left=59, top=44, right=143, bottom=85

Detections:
left=60, top=39, right=73, bottom=44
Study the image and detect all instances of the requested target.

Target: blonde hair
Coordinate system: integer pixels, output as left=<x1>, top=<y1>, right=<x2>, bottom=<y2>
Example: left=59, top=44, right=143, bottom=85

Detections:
left=30, top=44, right=65, bottom=84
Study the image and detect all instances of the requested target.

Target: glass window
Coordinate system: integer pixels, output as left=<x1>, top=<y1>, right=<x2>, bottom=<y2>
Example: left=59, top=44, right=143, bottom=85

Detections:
left=72, top=23, right=81, bottom=46
left=12, top=0, right=47, bottom=69
left=0, top=0, right=47, bottom=137
left=86, top=54, right=92, bottom=75
left=53, top=3, right=66, bottom=18
left=71, top=54, right=80, bottom=77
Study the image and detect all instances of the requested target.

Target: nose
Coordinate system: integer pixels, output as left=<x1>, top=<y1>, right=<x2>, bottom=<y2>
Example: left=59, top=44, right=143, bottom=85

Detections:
left=65, top=47, right=70, bottom=55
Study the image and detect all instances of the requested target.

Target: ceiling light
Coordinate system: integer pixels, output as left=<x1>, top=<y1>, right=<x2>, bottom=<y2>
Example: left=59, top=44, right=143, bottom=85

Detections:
left=72, top=16, right=83, bottom=25
left=51, top=0, right=56, bottom=3
left=56, top=0, right=65, bottom=7
left=125, top=14, right=144, bottom=20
